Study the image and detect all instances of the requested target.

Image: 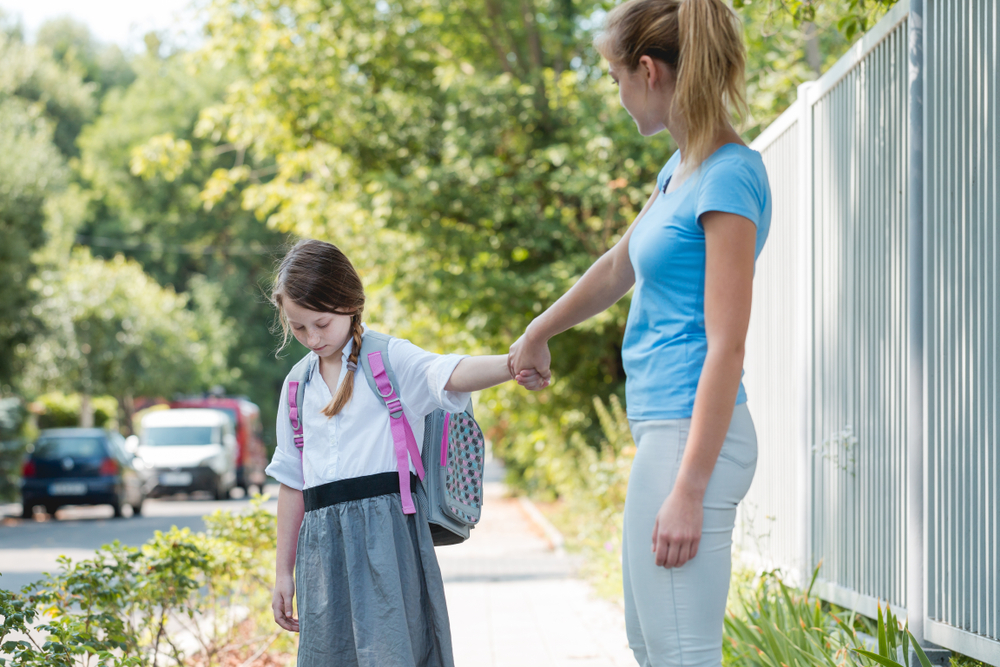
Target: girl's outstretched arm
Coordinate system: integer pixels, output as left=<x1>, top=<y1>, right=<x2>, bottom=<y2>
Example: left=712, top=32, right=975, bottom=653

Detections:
left=273, top=483, right=304, bottom=632
left=444, top=354, right=513, bottom=392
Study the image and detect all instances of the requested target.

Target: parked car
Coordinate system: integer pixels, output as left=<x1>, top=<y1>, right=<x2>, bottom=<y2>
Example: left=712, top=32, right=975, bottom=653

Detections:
left=20, top=428, right=147, bottom=519
left=169, top=396, right=267, bottom=493
left=138, top=409, right=237, bottom=500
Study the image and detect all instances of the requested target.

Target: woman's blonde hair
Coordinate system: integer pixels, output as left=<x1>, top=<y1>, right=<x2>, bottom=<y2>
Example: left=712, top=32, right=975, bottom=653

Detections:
left=271, top=239, right=366, bottom=418
left=594, top=0, right=747, bottom=168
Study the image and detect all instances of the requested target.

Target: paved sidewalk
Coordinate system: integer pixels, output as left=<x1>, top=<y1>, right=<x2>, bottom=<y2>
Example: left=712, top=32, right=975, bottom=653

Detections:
left=439, top=467, right=634, bottom=667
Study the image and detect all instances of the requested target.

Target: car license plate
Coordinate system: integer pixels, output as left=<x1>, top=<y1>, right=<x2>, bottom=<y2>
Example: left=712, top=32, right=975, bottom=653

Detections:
left=160, top=472, right=193, bottom=486
left=49, top=482, right=87, bottom=496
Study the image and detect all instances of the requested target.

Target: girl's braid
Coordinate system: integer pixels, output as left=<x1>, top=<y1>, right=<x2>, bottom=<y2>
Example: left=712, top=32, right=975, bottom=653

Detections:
left=321, top=313, right=365, bottom=417
left=347, top=314, right=363, bottom=370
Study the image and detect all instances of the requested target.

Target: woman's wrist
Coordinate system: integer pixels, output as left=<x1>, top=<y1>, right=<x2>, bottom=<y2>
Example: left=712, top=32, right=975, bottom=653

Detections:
left=672, top=472, right=708, bottom=502
left=524, top=319, right=552, bottom=345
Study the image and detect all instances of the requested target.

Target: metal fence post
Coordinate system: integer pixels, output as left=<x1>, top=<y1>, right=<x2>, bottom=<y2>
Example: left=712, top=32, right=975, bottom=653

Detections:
left=796, top=81, right=816, bottom=587
left=907, top=0, right=925, bottom=647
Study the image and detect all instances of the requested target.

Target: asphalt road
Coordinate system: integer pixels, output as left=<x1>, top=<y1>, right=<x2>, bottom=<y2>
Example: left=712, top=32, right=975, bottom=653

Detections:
left=0, top=485, right=281, bottom=593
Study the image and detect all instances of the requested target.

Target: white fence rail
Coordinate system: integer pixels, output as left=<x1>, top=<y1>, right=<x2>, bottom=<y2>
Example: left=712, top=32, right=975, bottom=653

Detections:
left=741, top=0, right=999, bottom=663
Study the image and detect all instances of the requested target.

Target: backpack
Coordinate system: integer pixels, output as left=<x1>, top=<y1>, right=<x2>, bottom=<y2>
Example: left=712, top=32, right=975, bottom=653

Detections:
left=284, top=330, right=485, bottom=546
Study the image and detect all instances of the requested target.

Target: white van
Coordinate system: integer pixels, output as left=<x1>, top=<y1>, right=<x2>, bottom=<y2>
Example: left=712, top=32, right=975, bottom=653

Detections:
left=137, top=409, right=238, bottom=500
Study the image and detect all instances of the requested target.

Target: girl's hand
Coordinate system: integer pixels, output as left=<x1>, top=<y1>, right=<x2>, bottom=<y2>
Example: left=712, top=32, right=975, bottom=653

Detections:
left=508, top=331, right=552, bottom=389
left=272, top=575, right=299, bottom=632
left=515, top=368, right=549, bottom=391
left=651, top=488, right=703, bottom=568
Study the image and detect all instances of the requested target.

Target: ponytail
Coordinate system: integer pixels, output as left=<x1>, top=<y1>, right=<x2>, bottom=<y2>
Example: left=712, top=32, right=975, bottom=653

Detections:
left=675, top=0, right=746, bottom=166
left=595, top=0, right=747, bottom=167
left=322, top=313, right=364, bottom=417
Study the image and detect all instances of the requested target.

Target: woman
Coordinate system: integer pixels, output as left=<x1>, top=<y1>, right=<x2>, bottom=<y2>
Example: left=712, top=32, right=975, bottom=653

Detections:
left=508, top=1, right=771, bottom=665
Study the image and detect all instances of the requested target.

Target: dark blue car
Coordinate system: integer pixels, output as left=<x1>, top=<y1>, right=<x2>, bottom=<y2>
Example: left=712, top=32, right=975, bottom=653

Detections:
left=20, top=428, right=147, bottom=519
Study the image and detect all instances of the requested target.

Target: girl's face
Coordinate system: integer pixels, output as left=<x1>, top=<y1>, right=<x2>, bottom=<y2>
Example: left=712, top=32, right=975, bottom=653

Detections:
left=609, top=57, right=676, bottom=137
left=282, top=299, right=354, bottom=360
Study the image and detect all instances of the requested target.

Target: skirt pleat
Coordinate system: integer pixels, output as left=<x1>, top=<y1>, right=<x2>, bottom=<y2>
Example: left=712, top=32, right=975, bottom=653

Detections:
left=295, top=489, right=454, bottom=667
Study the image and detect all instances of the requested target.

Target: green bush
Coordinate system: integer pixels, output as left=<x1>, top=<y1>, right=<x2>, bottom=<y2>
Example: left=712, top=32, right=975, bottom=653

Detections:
left=723, top=567, right=954, bottom=667
left=724, top=567, right=858, bottom=666
left=0, top=496, right=291, bottom=666
left=35, top=392, right=118, bottom=430
left=527, top=394, right=635, bottom=600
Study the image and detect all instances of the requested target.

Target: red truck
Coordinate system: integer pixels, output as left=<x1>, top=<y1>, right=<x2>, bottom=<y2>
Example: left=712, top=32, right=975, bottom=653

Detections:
left=168, top=397, right=267, bottom=492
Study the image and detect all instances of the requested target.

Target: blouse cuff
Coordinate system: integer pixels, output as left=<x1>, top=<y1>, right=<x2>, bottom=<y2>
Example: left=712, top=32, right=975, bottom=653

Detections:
left=265, top=453, right=304, bottom=491
left=430, top=353, right=472, bottom=412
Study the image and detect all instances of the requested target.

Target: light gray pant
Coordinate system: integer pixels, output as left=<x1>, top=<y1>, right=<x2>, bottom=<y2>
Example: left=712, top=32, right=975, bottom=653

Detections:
left=623, top=403, right=757, bottom=667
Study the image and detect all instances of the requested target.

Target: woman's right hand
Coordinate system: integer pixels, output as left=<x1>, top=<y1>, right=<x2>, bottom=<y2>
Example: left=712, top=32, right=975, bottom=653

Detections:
left=508, top=329, right=552, bottom=390
left=272, top=574, right=299, bottom=632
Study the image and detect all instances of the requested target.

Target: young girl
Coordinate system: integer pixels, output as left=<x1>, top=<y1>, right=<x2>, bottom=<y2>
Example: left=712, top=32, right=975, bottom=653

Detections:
left=510, top=0, right=770, bottom=665
left=265, top=239, right=516, bottom=667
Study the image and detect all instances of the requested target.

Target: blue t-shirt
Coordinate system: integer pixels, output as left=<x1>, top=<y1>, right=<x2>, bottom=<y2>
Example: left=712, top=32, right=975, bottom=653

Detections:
left=622, top=144, right=771, bottom=420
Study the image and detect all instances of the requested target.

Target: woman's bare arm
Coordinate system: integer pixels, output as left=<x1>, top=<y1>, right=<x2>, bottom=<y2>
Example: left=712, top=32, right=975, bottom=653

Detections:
left=651, top=210, right=756, bottom=568
left=508, top=186, right=660, bottom=383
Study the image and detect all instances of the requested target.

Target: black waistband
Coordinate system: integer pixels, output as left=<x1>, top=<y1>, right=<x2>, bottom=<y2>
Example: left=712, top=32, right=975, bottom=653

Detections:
left=303, top=471, right=420, bottom=512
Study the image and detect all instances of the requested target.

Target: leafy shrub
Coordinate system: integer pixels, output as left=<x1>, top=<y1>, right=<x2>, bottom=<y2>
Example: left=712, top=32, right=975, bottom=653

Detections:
left=529, top=394, right=635, bottom=599
left=724, top=567, right=946, bottom=667
left=724, top=567, right=859, bottom=666
left=0, top=496, right=291, bottom=666
left=35, top=392, right=118, bottom=429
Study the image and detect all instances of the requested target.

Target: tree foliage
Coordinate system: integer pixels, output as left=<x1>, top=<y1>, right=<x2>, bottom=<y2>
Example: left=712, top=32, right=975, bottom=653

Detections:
left=75, top=50, right=295, bottom=439
left=24, top=250, right=234, bottom=432
left=190, top=0, right=880, bottom=481
left=0, top=27, right=84, bottom=391
left=189, top=0, right=671, bottom=471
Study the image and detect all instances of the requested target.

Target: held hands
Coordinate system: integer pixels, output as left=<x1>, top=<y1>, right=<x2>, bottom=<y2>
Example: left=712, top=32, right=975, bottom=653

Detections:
left=508, top=330, right=552, bottom=391
left=651, top=487, right=704, bottom=568
left=272, top=575, right=299, bottom=632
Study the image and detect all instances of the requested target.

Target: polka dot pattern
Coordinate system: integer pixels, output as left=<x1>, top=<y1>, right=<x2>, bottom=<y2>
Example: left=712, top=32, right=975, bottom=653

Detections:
left=442, top=412, right=485, bottom=525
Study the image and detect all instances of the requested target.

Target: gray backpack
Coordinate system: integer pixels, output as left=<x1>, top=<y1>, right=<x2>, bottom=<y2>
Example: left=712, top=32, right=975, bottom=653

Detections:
left=285, top=330, right=485, bottom=545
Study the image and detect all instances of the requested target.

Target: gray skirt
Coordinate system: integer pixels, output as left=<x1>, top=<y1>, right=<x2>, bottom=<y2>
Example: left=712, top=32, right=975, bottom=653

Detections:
left=295, top=481, right=454, bottom=667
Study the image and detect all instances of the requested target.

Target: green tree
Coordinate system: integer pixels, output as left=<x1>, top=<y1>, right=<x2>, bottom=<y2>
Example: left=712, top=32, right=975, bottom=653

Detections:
left=0, top=25, right=89, bottom=392
left=75, top=50, right=294, bottom=444
left=23, top=249, right=234, bottom=433
left=72, top=0, right=892, bottom=481
left=32, top=17, right=134, bottom=156
left=191, top=0, right=876, bottom=484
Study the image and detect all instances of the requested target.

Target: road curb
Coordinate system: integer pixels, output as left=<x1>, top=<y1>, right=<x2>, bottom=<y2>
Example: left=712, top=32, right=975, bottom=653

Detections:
left=517, top=495, right=566, bottom=555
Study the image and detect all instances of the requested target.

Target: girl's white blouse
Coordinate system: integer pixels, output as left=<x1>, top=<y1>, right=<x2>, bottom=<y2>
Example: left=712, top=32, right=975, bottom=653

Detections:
left=265, top=329, right=471, bottom=491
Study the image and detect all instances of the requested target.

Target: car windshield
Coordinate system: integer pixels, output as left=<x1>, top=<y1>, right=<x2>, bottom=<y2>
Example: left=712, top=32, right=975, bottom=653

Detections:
left=143, top=426, right=217, bottom=447
left=34, top=437, right=105, bottom=459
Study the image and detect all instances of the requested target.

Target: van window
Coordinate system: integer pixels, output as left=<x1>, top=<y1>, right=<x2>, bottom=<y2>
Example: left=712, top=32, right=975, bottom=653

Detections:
left=34, top=437, right=106, bottom=459
left=213, top=408, right=238, bottom=426
left=143, top=426, right=218, bottom=447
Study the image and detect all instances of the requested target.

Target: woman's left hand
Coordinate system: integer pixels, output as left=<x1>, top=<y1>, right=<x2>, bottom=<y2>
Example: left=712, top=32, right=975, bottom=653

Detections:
left=508, top=331, right=552, bottom=390
left=651, top=487, right=703, bottom=568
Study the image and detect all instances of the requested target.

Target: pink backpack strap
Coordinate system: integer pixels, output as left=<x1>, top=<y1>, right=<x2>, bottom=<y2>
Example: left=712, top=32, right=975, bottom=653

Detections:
left=367, top=350, right=424, bottom=514
left=288, top=380, right=304, bottom=452
left=284, top=354, right=313, bottom=487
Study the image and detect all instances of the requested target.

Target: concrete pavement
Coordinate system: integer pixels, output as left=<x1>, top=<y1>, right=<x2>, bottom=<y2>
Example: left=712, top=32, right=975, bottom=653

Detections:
left=440, top=467, right=634, bottom=667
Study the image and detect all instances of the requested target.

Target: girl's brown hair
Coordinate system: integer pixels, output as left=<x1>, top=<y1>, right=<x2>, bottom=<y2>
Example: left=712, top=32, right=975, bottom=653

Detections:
left=271, top=239, right=365, bottom=417
left=594, top=0, right=747, bottom=168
